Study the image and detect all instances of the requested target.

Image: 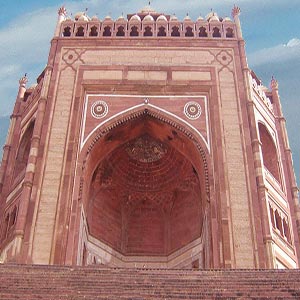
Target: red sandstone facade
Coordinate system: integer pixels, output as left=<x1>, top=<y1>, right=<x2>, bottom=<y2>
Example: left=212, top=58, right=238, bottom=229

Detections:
left=0, top=5, right=299, bottom=269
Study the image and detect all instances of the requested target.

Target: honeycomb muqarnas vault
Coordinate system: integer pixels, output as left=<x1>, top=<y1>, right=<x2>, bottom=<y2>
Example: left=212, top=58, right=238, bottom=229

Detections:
left=0, top=4, right=299, bottom=271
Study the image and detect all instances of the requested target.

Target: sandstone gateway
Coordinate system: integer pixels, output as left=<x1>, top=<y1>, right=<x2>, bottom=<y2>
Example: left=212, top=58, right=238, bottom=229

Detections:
left=0, top=5, right=299, bottom=294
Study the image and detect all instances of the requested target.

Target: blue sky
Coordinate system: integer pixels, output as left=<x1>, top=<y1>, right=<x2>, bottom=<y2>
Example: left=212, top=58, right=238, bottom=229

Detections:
left=0, top=0, right=299, bottom=182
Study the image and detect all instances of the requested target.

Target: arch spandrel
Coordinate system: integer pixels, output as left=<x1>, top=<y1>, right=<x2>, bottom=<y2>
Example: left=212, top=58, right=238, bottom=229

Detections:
left=80, top=95, right=210, bottom=154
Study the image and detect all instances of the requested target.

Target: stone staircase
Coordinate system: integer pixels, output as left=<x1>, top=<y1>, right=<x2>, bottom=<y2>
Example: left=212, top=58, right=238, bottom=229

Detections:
left=0, top=264, right=300, bottom=299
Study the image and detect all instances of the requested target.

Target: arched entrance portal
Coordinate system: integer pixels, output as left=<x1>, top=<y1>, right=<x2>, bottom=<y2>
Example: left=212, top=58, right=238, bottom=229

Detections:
left=78, top=110, right=211, bottom=269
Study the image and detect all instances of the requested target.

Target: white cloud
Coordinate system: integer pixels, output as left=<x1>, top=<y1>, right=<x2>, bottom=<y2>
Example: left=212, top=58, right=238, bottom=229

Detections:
left=0, top=64, right=21, bottom=81
left=248, top=38, right=300, bottom=67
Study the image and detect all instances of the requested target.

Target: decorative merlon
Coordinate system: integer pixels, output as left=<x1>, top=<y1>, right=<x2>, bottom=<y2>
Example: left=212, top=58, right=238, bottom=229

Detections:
left=251, top=75, right=274, bottom=113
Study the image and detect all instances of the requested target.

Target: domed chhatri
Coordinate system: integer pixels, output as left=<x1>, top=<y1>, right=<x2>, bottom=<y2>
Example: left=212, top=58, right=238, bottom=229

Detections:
left=157, top=15, right=168, bottom=22
left=129, top=14, right=141, bottom=22
left=143, top=14, right=155, bottom=22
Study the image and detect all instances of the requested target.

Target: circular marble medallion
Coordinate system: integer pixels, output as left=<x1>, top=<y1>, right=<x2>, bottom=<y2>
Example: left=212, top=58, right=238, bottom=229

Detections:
left=184, top=101, right=202, bottom=120
left=91, top=100, right=108, bottom=119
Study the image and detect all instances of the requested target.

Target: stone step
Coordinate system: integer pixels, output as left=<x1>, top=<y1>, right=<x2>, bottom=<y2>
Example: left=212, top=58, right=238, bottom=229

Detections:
left=0, top=265, right=300, bottom=299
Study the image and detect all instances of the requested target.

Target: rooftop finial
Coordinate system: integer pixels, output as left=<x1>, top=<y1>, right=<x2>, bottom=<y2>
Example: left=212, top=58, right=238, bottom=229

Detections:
left=58, top=6, right=67, bottom=16
left=232, top=5, right=241, bottom=18
left=271, top=76, right=279, bottom=90
left=19, top=73, right=28, bottom=87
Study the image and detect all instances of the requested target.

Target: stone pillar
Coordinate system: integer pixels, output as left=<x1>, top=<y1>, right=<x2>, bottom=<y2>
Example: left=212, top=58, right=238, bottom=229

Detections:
left=234, top=7, right=273, bottom=267
left=16, top=67, right=52, bottom=262
left=0, top=75, right=27, bottom=194
left=231, top=5, right=242, bottom=40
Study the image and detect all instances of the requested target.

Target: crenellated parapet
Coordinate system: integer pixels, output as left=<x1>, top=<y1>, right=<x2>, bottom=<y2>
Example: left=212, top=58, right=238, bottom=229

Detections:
left=58, top=9, right=237, bottom=39
left=250, top=72, right=274, bottom=114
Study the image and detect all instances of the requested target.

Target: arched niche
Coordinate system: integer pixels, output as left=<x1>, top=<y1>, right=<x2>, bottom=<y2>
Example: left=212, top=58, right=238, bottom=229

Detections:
left=258, top=123, right=280, bottom=183
left=13, top=121, right=35, bottom=181
left=76, top=109, right=212, bottom=268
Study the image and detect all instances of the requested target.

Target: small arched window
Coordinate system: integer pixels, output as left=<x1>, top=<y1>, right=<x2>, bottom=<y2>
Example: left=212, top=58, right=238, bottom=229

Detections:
left=9, top=206, right=17, bottom=227
left=171, top=26, right=180, bottom=37
left=89, top=26, right=98, bottom=37
left=158, top=26, right=166, bottom=36
left=2, top=214, right=9, bottom=240
left=63, top=26, right=72, bottom=37
left=283, top=219, right=291, bottom=243
left=185, top=26, right=194, bottom=37
left=199, top=27, right=207, bottom=37
left=130, top=26, right=139, bottom=36
left=93, top=256, right=97, bottom=265
left=103, top=26, right=112, bottom=36
left=269, top=205, right=275, bottom=228
left=274, top=210, right=283, bottom=235
left=82, top=244, right=87, bottom=266
left=226, top=28, right=234, bottom=38
left=116, top=26, right=125, bottom=36
left=76, top=26, right=85, bottom=37
left=144, top=26, right=153, bottom=36
left=212, top=27, right=221, bottom=38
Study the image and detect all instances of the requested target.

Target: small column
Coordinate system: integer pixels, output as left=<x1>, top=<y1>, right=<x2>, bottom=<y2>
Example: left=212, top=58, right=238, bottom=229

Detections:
left=231, top=5, right=242, bottom=39
left=0, top=75, right=28, bottom=193
left=54, top=6, right=67, bottom=37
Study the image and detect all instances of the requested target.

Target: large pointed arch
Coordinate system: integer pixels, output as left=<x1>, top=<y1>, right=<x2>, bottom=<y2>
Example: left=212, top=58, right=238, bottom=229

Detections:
left=80, top=105, right=211, bottom=197
left=68, top=105, right=214, bottom=268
